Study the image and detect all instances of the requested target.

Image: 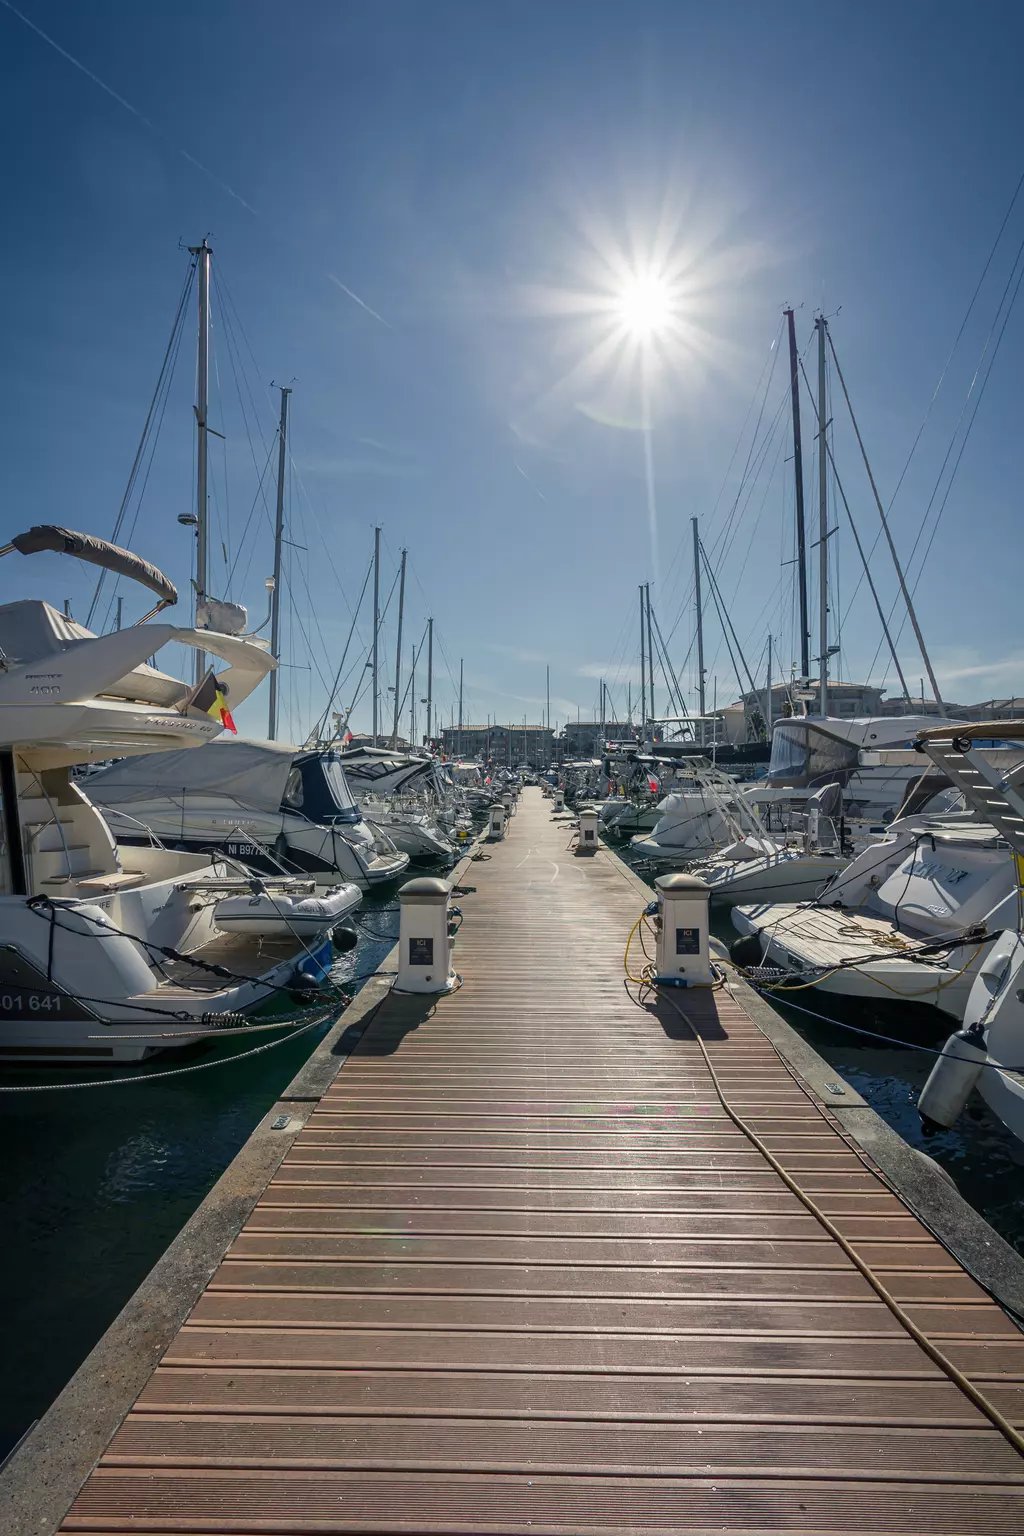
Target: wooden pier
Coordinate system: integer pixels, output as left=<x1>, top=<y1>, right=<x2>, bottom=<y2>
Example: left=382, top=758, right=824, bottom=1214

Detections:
left=59, top=788, right=1024, bottom=1532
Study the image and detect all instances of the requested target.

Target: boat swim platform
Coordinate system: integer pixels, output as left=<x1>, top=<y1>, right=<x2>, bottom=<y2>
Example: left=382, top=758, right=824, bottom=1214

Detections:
left=10, top=786, right=1024, bottom=1534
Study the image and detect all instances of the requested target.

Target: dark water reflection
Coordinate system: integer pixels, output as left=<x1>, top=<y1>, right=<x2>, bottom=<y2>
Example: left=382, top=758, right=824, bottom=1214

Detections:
left=0, top=895, right=401, bottom=1461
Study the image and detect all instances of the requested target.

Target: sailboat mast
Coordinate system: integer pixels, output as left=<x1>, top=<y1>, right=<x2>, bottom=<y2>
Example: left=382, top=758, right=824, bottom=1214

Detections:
left=638, top=586, right=647, bottom=731
left=190, top=238, right=212, bottom=685
left=785, top=308, right=811, bottom=681
left=391, top=547, right=406, bottom=747
left=645, top=585, right=655, bottom=722
left=426, top=617, right=433, bottom=745
left=409, top=643, right=416, bottom=745
left=816, top=316, right=829, bottom=716
left=692, top=517, right=706, bottom=744
left=458, top=658, right=464, bottom=759
left=371, top=526, right=381, bottom=746
left=765, top=634, right=773, bottom=742
left=268, top=385, right=291, bottom=740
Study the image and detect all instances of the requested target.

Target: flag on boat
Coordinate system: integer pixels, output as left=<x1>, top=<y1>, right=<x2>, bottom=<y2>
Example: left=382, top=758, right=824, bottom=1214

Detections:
left=193, top=672, right=237, bottom=733
left=648, top=774, right=660, bottom=793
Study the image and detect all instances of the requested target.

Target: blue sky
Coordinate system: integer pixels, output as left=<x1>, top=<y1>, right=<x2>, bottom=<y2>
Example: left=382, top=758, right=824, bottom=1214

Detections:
left=2, top=0, right=1023, bottom=737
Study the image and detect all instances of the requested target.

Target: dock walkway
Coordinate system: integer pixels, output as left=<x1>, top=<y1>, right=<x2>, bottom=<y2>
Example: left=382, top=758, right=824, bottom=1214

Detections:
left=63, top=788, right=1024, bottom=1532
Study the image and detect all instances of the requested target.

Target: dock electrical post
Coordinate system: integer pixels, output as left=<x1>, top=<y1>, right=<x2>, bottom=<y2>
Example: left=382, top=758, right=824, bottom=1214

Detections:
left=268, top=384, right=291, bottom=740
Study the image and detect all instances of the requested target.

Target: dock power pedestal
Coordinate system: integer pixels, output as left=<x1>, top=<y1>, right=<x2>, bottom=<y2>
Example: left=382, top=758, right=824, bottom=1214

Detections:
left=552, top=788, right=565, bottom=812
left=488, top=802, right=506, bottom=840
left=576, top=805, right=599, bottom=854
left=396, top=876, right=459, bottom=993
left=654, top=872, right=713, bottom=986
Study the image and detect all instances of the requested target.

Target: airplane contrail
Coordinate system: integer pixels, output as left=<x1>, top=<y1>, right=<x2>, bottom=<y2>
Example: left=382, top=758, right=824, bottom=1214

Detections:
left=1, top=0, right=387, bottom=324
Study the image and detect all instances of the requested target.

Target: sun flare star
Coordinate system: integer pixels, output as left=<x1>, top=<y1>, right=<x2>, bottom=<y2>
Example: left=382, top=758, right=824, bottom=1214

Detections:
left=613, top=272, right=676, bottom=338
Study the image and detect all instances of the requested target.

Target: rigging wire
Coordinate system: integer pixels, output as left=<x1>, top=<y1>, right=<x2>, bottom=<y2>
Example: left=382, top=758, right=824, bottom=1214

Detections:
left=882, top=164, right=1024, bottom=524
left=313, top=554, right=375, bottom=740
left=797, top=356, right=911, bottom=702
left=86, top=254, right=198, bottom=626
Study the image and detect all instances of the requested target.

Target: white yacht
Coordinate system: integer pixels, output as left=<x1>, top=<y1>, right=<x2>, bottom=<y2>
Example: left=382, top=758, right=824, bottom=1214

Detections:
left=688, top=787, right=850, bottom=907
left=336, top=745, right=455, bottom=861
left=728, top=718, right=1024, bottom=1017
left=86, top=740, right=410, bottom=890
left=631, top=713, right=960, bottom=859
left=730, top=810, right=1017, bottom=1017
left=0, top=527, right=361, bottom=1063
left=905, top=722, right=1024, bottom=1148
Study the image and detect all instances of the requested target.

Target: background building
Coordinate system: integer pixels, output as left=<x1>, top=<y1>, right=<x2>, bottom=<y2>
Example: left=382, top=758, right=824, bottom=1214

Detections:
left=441, top=724, right=554, bottom=767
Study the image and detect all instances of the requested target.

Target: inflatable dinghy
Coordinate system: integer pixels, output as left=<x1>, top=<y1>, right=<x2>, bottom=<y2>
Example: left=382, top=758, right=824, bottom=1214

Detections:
left=215, top=882, right=361, bottom=939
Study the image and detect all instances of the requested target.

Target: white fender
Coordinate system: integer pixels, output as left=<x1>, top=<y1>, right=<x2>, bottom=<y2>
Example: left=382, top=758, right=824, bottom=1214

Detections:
left=918, top=1022, right=988, bottom=1131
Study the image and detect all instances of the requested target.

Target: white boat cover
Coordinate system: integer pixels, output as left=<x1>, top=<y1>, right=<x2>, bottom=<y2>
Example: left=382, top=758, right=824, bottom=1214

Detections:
left=84, top=738, right=300, bottom=812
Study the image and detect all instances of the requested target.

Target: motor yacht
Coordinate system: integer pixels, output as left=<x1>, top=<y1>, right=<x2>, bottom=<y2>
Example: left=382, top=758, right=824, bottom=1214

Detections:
left=86, top=739, right=410, bottom=890
left=336, top=744, right=456, bottom=860
left=905, top=722, right=1024, bottom=1148
left=0, top=526, right=359, bottom=1063
left=631, top=713, right=961, bottom=859
left=729, top=808, right=1018, bottom=1018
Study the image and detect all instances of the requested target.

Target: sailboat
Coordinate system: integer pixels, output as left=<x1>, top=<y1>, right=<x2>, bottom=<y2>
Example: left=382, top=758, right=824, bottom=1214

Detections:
left=632, top=313, right=958, bottom=887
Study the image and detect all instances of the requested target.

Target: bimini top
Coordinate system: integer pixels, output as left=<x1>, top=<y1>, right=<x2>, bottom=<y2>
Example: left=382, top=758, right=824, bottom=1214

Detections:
left=1, top=524, right=177, bottom=607
left=85, top=739, right=302, bottom=814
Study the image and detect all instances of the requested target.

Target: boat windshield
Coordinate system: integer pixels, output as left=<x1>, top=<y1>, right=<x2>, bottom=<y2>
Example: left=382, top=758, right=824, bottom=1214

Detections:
left=768, top=722, right=859, bottom=785
left=285, top=753, right=362, bottom=824
left=320, top=755, right=361, bottom=821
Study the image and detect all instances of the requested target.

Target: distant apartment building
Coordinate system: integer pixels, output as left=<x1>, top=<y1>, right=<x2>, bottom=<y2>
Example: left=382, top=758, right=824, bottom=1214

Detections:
left=440, top=724, right=554, bottom=767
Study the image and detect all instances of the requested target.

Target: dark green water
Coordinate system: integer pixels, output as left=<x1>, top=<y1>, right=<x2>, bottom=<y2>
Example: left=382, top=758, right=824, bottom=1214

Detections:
left=0, top=896, right=402, bottom=1462
left=620, top=844, right=1024, bottom=1257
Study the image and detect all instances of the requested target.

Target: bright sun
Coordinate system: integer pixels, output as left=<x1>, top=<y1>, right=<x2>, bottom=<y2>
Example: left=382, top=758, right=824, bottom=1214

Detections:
left=613, top=271, right=675, bottom=338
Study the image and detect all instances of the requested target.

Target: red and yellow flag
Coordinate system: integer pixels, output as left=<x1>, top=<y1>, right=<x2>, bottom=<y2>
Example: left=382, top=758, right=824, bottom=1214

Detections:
left=206, top=685, right=236, bottom=734
left=193, top=673, right=237, bottom=733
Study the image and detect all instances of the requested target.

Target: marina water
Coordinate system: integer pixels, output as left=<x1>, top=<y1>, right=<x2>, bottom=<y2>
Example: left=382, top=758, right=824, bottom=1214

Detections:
left=0, top=895, right=402, bottom=1462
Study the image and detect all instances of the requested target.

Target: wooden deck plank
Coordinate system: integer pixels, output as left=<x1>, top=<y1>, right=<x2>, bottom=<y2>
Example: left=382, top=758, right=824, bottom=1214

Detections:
left=61, top=788, right=1024, bottom=1533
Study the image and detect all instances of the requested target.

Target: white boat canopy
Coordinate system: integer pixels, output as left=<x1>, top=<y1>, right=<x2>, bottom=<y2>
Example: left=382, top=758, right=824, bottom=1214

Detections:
left=83, top=738, right=303, bottom=814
